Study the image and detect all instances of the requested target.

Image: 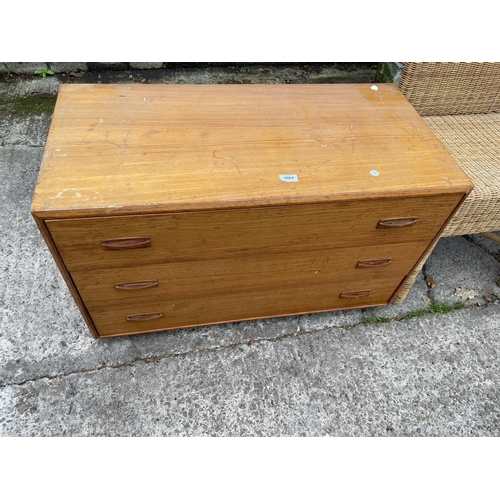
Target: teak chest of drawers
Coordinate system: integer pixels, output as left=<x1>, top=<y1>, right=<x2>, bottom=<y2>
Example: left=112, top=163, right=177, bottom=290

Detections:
left=31, top=83, right=473, bottom=338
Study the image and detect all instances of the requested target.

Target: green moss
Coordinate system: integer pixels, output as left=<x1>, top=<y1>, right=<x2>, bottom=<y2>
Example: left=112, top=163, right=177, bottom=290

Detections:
left=360, top=301, right=469, bottom=328
left=399, top=308, right=428, bottom=321
left=0, top=93, right=57, bottom=117
left=309, top=69, right=377, bottom=84
left=428, top=301, right=467, bottom=314
left=361, top=314, right=393, bottom=327
left=218, top=78, right=246, bottom=84
left=398, top=301, right=468, bottom=322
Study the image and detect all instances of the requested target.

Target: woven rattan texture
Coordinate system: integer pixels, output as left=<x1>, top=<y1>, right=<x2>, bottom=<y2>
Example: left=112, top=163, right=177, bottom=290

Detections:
left=399, top=62, right=500, bottom=116
left=392, top=240, right=439, bottom=304
left=393, top=112, right=500, bottom=304
left=394, top=62, right=500, bottom=304
left=424, top=113, right=500, bottom=236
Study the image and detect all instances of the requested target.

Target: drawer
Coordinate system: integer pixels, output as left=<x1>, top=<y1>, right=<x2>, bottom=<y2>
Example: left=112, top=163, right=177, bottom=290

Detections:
left=71, top=241, right=430, bottom=309
left=85, top=278, right=403, bottom=337
left=47, top=194, right=462, bottom=272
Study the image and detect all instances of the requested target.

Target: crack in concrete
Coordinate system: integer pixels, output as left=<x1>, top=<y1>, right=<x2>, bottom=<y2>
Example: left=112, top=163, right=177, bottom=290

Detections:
left=0, top=144, right=46, bottom=151
left=0, top=142, right=46, bottom=148
left=0, top=329, right=311, bottom=389
left=3, top=301, right=498, bottom=390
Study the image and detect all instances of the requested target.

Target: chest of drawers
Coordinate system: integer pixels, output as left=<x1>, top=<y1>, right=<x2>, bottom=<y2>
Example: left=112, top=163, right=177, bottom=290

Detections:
left=31, top=83, right=472, bottom=338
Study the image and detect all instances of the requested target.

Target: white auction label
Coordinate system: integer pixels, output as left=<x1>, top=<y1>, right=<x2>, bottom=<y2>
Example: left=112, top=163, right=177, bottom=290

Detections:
left=279, top=174, right=299, bottom=182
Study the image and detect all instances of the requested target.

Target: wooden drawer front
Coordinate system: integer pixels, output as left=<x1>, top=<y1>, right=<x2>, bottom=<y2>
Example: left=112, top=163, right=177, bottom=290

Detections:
left=86, top=278, right=400, bottom=337
left=71, top=241, right=429, bottom=309
left=47, top=194, right=462, bottom=272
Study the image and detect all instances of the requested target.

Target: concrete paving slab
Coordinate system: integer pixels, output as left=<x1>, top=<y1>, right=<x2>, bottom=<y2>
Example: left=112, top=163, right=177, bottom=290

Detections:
left=5, top=63, right=47, bottom=75
left=298, top=309, right=363, bottom=331
left=0, top=115, right=52, bottom=147
left=425, top=237, right=500, bottom=305
left=2, top=304, right=499, bottom=436
left=48, top=63, right=88, bottom=74
left=0, top=76, right=61, bottom=100
left=468, top=233, right=500, bottom=261
left=130, top=62, right=163, bottom=70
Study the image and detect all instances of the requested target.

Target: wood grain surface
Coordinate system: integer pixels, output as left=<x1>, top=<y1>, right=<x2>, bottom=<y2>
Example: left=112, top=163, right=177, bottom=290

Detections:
left=86, top=278, right=400, bottom=337
left=31, top=213, right=100, bottom=338
left=30, top=83, right=474, bottom=338
left=70, top=240, right=430, bottom=309
left=46, top=194, right=463, bottom=272
left=31, top=83, right=472, bottom=219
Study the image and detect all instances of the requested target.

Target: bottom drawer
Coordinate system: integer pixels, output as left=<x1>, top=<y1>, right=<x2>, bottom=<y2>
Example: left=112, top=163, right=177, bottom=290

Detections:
left=86, top=278, right=402, bottom=337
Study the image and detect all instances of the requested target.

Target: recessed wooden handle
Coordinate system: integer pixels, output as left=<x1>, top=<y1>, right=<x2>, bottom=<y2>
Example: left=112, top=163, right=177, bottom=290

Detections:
left=101, top=237, right=151, bottom=250
left=357, top=258, right=392, bottom=268
left=377, top=217, right=417, bottom=229
left=126, top=312, right=164, bottom=321
left=340, top=290, right=371, bottom=299
left=115, top=280, right=158, bottom=290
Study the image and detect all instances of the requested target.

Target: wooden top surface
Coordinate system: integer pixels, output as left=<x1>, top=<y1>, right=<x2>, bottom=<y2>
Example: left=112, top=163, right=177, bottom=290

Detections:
left=32, top=83, right=472, bottom=218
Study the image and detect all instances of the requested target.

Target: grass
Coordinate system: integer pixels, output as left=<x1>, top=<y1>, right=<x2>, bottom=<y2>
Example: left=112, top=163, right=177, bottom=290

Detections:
left=397, top=301, right=467, bottom=321
left=428, top=301, right=467, bottom=314
left=361, top=301, right=468, bottom=327
left=361, top=315, right=393, bottom=327
left=399, top=308, right=428, bottom=321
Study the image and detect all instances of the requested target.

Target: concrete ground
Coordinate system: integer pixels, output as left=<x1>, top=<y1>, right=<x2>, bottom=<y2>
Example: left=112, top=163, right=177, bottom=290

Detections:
left=1, top=69, right=500, bottom=436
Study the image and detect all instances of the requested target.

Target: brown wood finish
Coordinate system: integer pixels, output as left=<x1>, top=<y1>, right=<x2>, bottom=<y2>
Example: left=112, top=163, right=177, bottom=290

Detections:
left=87, top=279, right=398, bottom=337
left=70, top=241, right=430, bottom=309
left=46, top=194, right=463, bottom=272
left=339, top=290, right=372, bottom=298
left=30, top=83, right=474, bottom=338
left=126, top=312, right=164, bottom=322
left=356, top=258, right=392, bottom=268
left=31, top=214, right=100, bottom=338
left=31, top=84, right=472, bottom=220
left=377, top=217, right=418, bottom=229
left=101, top=237, right=151, bottom=250
left=115, top=280, right=158, bottom=290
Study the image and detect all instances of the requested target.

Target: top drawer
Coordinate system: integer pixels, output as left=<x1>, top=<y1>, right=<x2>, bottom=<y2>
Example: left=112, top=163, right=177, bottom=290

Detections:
left=46, top=194, right=463, bottom=272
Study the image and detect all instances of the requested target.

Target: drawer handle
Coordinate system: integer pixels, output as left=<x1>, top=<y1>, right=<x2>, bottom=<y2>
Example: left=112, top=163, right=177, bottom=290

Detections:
left=115, top=280, right=158, bottom=290
left=377, top=217, right=417, bottom=229
left=101, top=237, right=151, bottom=250
left=357, top=258, right=392, bottom=268
left=340, top=290, right=371, bottom=299
left=126, top=312, right=164, bottom=321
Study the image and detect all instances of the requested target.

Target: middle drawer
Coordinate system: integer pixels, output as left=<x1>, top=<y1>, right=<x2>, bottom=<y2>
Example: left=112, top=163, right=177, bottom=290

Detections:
left=71, top=241, right=430, bottom=309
